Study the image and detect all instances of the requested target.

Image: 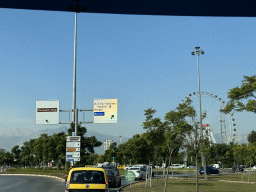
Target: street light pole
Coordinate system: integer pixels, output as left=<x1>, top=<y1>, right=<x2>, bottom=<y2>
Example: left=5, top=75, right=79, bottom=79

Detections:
left=191, top=47, right=204, bottom=138
left=191, top=47, right=206, bottom=181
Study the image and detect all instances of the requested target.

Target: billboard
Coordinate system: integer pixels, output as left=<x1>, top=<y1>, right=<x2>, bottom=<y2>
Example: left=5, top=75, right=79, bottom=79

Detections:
left=93, top=98, right=118, bottom=123
left=35, top=100, right=60, bottom=125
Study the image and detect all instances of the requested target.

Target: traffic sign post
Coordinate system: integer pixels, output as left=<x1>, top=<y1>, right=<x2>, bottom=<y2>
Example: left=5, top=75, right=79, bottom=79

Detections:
left=35, top=98, right=118, bottom=165
left=66, top=136, right=81, bottom=162
left=125, top=171, right=136, bottom=188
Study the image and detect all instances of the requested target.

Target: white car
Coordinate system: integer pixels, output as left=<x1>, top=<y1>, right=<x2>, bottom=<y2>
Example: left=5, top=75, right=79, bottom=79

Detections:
left=170, top=164, right=185, bottom=168
left=252, top=165, right=256, bottom=171
left=133, top=164, right=155, bottom=177
left=123, top=165, right=133, bottom=170
left=128, top=167, right=147, bottom=180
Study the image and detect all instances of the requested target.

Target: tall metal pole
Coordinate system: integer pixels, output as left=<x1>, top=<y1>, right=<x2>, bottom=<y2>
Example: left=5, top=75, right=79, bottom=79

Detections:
left=192, top=47, right=205, bottom=179
left=72, top=11, right=78, bottom=136
left=192, top=47, right=204, bottom=136
left=197, top=53, right=203, bottom=138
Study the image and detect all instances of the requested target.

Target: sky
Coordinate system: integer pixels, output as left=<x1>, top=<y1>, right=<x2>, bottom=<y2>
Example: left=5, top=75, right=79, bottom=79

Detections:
left=1, top=8, right=256, bottom=142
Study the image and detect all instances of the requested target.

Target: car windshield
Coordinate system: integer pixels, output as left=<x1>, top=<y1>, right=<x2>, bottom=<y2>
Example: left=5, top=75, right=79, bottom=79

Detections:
left=70, top=170, right=105, bottom=184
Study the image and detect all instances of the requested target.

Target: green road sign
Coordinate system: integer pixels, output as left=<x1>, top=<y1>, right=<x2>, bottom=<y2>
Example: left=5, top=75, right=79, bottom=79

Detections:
left=125, top=171, right=136, bottom=182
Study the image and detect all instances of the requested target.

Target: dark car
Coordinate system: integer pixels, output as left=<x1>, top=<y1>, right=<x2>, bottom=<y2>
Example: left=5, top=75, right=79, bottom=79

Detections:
left=102, top=165, right=120, bottom=175
left=199, top=166, right=219, bottom=175
left=104, top=169, right=121, bottom=188
left=232, top=165, right=244, bottom=172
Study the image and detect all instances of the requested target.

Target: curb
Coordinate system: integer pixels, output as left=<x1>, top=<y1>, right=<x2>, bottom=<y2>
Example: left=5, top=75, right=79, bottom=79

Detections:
left=119, top=180, right=144, bottom=191
left=0, top=174, right=66, bottom=182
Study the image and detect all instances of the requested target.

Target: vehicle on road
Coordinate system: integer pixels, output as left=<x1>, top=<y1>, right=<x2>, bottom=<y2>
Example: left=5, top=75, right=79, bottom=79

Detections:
left=170, top=164, right=185, bottom=168
left=117, top=165, right=125, bottom=170
left=123, top=165, right=133, bottom=170
left=188, top=165, right=197, bottom=168
left=134, top=164, right=155, bottom=177
left=232, top=165, right=244, bottom=172
left=94, top=163, right=104, bottom=168
left=210, top=164, right=219, bottom=169
left=102, top=165, right=119, bottom=174
left=65, top=167, right=109, bottom=192
left=104, top=168, right=121, bottom=188
left=199, top=166, right=219, bottom=175
left=252, top=165, right=256, bottom=171
left=128, top=167, right=147, bottom=180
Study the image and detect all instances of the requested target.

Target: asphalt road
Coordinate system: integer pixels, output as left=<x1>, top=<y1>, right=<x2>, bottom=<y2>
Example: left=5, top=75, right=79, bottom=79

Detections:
left=0, top=175, right=65, bottom=192
left=1, top=171, right=226, bottom=192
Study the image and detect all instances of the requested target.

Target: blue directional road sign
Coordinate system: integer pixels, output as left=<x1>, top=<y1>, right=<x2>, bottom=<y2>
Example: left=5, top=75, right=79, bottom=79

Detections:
left=66, top=159, right=74, bottom=162
left=94, top=112, right=105, bottom=116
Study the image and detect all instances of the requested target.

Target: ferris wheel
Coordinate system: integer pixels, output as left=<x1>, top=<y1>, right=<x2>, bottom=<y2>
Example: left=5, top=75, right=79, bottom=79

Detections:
left=181, top=91, right=237, bottom=144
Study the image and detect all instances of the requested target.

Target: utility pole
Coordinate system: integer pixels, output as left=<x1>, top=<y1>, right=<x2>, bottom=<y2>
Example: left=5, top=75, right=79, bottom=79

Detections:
left=72, top=11, right=78, bottom=137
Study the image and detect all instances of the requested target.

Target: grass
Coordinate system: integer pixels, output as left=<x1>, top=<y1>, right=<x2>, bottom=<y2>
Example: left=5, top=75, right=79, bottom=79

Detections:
left=119, top=168, right=197, bottom=176
left=0, top=168, right=69, bottom=180
left=121, top=174, right=256, bottom=192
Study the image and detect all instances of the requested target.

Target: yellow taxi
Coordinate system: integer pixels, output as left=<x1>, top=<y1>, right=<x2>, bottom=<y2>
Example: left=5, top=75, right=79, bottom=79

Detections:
left=117, top=165, right=125, bottom=170
left=65, top=167, right=109, bottom=192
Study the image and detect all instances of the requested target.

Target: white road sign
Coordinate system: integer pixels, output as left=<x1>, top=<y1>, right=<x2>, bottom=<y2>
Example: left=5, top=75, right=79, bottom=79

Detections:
left=35, top=100, right=60, bottom=125
left=93, top=98, right=118, bottom=123
left=66, top=142, right=80, bottom=148
left=66, top=152, right=80, bottom=158
left=66, top=136, right=81, bottom=142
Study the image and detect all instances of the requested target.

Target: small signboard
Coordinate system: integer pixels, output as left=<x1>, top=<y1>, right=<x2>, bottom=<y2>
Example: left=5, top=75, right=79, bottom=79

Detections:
left=93, top=98, right=118, bottom=123
left=66, top=152, right=80, bottom=158
left=125, top=171, right=136, bottom=182
left=66, top=147, right=80, bottom=152
left=66, top=157, right=80, bottom=162
left=66, top=136, right=81, bottom=142
left=66, top=142, right=80, bottom=148
left=35, top=100, right=60, bottom=125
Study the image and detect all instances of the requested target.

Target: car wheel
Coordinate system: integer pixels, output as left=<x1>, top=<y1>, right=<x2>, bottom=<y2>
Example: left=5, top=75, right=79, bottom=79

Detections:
left=200, top=173, right=203, bottom=175
left=118, top=181, right=121, bottom=187
left=207, top=172, right=210, bottom=175
left=152, top=173, right=154, bottom=177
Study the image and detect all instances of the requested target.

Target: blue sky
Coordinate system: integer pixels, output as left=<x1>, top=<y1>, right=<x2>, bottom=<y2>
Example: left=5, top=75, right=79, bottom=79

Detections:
left=1, top=8, right=256, bottom=141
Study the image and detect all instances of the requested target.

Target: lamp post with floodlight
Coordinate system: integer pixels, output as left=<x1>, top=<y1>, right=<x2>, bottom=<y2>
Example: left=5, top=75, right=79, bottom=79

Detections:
left=191, top=47, right=204, bottom=139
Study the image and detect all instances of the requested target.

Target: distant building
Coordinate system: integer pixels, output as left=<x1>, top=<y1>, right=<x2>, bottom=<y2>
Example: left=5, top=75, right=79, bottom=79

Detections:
left=0, top=149, right=6, bottom=153
left=104, top=140, right=113, bottom=152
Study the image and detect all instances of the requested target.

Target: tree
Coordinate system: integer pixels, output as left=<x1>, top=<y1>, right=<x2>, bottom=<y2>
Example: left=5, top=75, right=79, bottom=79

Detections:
left=221, top=75, right=256, bottom=114
left=163, top=99, right=194, bottom=192
left=232, top=143, right=246, bottom=174
left=142, top=108, right=165, bottom=183
left=104, top=142, right=118, bottom=163
left=121, top=134, right=151, bottom=165
left=33, top=134, right=46, bottom=168
left=52, top=132, right=67, bottom=170
left=11, top=145, right=21, bottom=167
left=247, top=130, right=256, bottom=144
